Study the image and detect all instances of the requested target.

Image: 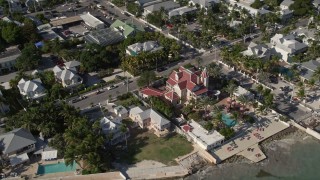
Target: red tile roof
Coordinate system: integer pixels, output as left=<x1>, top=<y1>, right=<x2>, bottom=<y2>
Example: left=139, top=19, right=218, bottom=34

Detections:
left=182, top=124, right=192, bottom=132
left=194, top=87, right=208, bottom=96
left=164, top=91, right=179, bottom=101
left=140, top=87, right=164, bottom=97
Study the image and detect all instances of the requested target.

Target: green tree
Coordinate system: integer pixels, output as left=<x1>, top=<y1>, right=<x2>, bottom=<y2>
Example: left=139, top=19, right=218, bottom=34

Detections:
left=1, top=23, right=21, bottom=44
left=137, top=71, right=157, bottom=87
left=219, top=127, right=235, bottom=140
left=224, top=81, right=238, bottom=101
left=15, top=43, right=42, bottom=71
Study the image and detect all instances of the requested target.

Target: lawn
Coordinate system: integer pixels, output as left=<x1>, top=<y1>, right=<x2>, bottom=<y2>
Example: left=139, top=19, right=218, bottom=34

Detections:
left=115, top=128, right=193, bottom=165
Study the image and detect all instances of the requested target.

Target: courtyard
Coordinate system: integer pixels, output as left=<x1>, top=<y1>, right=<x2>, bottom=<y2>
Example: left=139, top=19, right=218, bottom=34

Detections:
left=114, top=128, right=193, bottom=165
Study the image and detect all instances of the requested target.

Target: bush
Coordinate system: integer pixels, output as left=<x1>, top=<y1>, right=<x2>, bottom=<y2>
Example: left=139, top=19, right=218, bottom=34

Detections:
left=188, top=111, right=202, bottom=121
left=243, top=115, right=255, bottom=124
left=219, top=127, right=235, bottom=140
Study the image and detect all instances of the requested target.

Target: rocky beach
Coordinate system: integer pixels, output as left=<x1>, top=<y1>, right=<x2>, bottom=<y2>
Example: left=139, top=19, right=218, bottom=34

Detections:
left=184, top=127, right=320, bottom=180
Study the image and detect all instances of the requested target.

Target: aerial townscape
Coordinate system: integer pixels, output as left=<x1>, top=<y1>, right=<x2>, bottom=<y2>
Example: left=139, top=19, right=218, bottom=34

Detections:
left=1, top=0, right=320, bottom=179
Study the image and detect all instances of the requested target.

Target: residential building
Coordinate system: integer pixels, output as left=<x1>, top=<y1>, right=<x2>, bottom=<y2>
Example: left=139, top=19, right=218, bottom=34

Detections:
left=126, top=41, right=163, bottom=56
left=165, top=66, right=209, bottom=105
left=136, top=0, right=162, bottom=7
left=227, top=0, right=270, bottom=16
left=80, top=12, right=105, bottom=29
left=84, top=28, right=125, bottom=46
left=0, top=90, right=10, bottom=114
left=129, top=107, right=171, bottom=136
left=181, top=120, right=224, bottom=150
left=114, top=105, right=129, bottom=118
left=270, top=34, right=308, bottom=62
left=292, top=27, right=318, bottom=45
left=53, top=66, right=83, bottom=88
left=7, top=0, right=23, bottom=12
left=64, top=60, right=81, bottom=72
left=100, top=116, right=130, bottom=145
left=0, top=46, right=21, bottom=75
left=188, top=0, right=220, bottom=10
left=37, top=23, right=64, bottom=41
left=50, top=16, right=82, bottom=27
left=143, top=1, right=180, bottom=17
left=140, top=87, right=164, bottom=98
left=110, top=20, right=137, bottom=38
left=314, top=0, right=320, bottom=9
left=168, top=6, right=197, bottom=18
left=280, top=0, right=294, bottom=10
left=85, top=20, right=139, bottom=46
left=234, top=86, right=254, bottom=100
left=17, top=78, right=46, bottom=100
left=279, top=0, right=294, bottom=21
left=0, top=128, right=36, bottom=166
left=242, top=42, right=271, bottom=60
left=299, top=59, right=320, bottom=82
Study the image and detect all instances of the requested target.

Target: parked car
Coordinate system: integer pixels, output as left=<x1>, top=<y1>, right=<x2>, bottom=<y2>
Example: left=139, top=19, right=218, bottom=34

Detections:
left=107, top=85, right=117, bottom=90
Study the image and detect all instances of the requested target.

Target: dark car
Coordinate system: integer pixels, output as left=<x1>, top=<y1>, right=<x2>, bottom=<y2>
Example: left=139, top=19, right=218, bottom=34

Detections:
left=156, top=67, right=167, bottom=72
left=269, top=76, right=278, bottom=84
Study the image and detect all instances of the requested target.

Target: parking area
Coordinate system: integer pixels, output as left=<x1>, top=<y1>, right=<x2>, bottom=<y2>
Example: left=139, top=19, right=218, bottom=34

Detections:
left=68, top=25, right=88, bottom=36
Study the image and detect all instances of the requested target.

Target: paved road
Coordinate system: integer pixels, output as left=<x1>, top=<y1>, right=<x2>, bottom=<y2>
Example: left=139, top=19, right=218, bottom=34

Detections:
left=72, top=79, right=138, bottom=109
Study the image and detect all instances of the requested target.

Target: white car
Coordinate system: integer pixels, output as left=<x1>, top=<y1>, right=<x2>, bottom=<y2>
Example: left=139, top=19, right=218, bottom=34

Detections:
left=107, top=85, right=117, bottom=90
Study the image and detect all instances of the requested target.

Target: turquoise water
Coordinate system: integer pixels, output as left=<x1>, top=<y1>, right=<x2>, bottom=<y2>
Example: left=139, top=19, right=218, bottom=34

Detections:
left=222, top=113, right=237, bottom=127
left=37, top=162, right=76, bottom=174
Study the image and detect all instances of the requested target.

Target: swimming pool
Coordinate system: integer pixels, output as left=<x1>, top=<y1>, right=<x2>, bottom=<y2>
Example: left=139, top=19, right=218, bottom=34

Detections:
left=37, top=161, right=76, bottom=175
left=222, top=113, right=237, bottom=127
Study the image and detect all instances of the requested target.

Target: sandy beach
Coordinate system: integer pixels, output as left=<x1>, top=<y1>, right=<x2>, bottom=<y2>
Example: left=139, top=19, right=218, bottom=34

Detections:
left=184, top=127, right=320, bottom=180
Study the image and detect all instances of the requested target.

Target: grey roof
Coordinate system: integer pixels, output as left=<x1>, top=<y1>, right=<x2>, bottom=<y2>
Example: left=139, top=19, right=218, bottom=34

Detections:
left=144, top=1, right=180, bottom=12
left=242, top=42, right=270, bottom=58
left=55, top=69, right=79, bottom=81
left=168, top=6, right=197, bottom=18
left=85, top=28, right=125, bottom=46
left=114, top=105, right=128, bottom=114
left=292, top=27, right=317, bottom=40
left=271, top=34, right=307, bottom=53
left=280, top=0, right=294, bottom=7
left=137, top=108, right=170, bottom=127
left=17, top=78, right=45, bottom=94
left=137, top=0, right=160, bottom=6
left=301, top=60, right=320, bottom=71
left=127, top=41, right=162, bottom=55
left=64, top=60, right=81, bottom=69
left=0, top=46, right=21, bottom=63
left=129, top=106, right=144, bottom=116
left=0, top=128, right=36, bottom=155
left=190, top=0, right=219, bottom=7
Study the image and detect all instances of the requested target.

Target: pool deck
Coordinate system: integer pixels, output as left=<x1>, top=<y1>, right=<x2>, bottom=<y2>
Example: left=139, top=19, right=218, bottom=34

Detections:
left=237, top=144, right=266, bottom=163
left=211, top=114, right=289, bottom=163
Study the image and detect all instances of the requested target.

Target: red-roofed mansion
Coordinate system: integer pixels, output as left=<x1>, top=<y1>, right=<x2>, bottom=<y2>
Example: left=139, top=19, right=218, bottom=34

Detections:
left=140, top=66, right=209, bottom=105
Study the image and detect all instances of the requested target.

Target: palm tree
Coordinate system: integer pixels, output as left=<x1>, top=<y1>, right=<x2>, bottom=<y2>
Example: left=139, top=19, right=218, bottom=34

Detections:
left=296, top=88, right=306, bottom=102
left=307, top=78, right=317, bottom=94
left=256, top=84, right=264, bottom=100
left=224, top=82, right=238, bottom=100
left=196, top=57, right=203, bottom=68
left=120, top=124, right=128, bottom=148
left=237, top=94, right=249, bottom=108
left=312, top=66, right=320, bottom=82
left=256, top=104, right=267, bottom=115
left=207, top=63, right=221, bottom=79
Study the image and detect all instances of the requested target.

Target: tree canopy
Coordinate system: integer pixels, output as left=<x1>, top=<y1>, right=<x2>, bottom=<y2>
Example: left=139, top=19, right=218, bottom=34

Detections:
left=137, top=71, right=157, bottom=87
left=15, top=43, right=42, bottom=71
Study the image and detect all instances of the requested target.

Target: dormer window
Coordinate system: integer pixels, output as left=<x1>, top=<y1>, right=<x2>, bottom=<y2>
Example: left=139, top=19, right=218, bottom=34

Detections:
left=175, top=74, right=179, bottom=81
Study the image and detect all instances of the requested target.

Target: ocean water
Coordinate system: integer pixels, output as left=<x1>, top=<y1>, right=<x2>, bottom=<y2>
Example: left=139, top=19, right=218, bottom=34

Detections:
left=186, top=137, right=320, bottom=180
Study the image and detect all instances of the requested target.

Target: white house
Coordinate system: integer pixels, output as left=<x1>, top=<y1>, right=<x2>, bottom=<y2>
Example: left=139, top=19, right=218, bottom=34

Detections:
left=64, top=60, right=81, bottom=72
left=129, top=107, right=171, bottom=136
left=242, top=42, right=271, bottom=60
left=168, top=6, right=197, bottom=19
left=280, top=0, right=294, bottom=10
left=53, top=66, right=83, bottom=88
left=0, top=128, right=36, bottom=166
left=114, top=105, right=129, bottom=118
left=100, top=116, right=130, bottom=145
left=126, top=41, right=163, bottom=56
left=143, top=1, right=180, bottom=17
left=270, top=34, right=308, bottom=62
left=17, top=78, right=46, bottom=100
left=181, top=120, right=224, bottom=150
left=80, top=12, right=105, bottom=29
left=292, top=27, right=318, bottom=45
left=188, top=0, right=220, bottom=10
left=37, top=23, right=64, bottom=41
left=234, top=86, right=254, bottom=100
left=279, top=0, right=294, bottom=20
left=227, top=0, right=270, bottom=16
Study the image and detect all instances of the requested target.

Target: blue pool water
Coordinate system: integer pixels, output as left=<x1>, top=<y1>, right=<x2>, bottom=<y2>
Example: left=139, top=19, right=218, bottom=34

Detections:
left=222, top=113, right=237, bottom=127
left=37, top=161, right=76, bottom=174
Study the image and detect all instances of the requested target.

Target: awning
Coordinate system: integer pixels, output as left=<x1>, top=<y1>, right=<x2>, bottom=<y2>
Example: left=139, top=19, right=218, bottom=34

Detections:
left=9, top=153, right=29, bottom=166
left=41, top=150, right=58, bottom=160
